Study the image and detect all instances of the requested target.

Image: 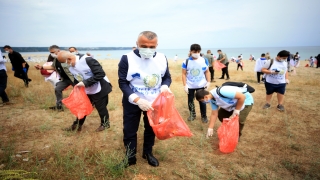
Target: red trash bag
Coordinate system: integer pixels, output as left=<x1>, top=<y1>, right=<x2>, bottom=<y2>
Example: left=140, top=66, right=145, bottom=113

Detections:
left=217, top=116, right=239, bottom=153
left=147, top=91, right=193, bottom=140
left=62, top=87, right=94, bottom=119
left=214, top=61, right=226, bottom=71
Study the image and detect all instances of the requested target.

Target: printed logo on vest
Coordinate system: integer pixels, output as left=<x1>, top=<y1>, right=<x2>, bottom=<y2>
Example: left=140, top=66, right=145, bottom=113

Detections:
left=143, top=74, right=159, bottom=88
left=190, top=68, right=200, bottom=77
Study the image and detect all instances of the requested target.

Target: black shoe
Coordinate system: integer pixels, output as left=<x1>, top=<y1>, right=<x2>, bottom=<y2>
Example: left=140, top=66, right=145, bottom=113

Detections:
left=201, top=116, right=208, bottom=123
left=218, top=77, right=224, bottom=79
left=63, top=124, right=81, bottom=131
left=49, top=105, right=64, bottom=112
left=114, top=157, right=136, bottom=170
left=226, top=78, right=230, bottom=80
left=187, top=115, right=196, bottom=121
left=142, top=153, right=159, bottom=167
left=28, top=79, right=32, bottom=82
left=23, top=79, right=28, bottom=87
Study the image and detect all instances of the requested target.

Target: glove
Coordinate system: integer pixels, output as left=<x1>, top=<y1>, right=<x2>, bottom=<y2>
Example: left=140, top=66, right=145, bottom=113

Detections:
left=136, top=99, right=153, bottom=111
left=286, top=79, right=290, bottom=84
left=12, top=67, right=15, bottom=71
left=76, top=82, right=85, bottom=87
left=205, top=82, right=210, bottom=90
left=160, top=85, right=169, bottom=93
left=184, top=85, right=189, bottom=94
left=230, top=109, right=240, bottom=119
left=23, top=68, right=27, bottom=73
left=206, top=128, right=214, bottom=138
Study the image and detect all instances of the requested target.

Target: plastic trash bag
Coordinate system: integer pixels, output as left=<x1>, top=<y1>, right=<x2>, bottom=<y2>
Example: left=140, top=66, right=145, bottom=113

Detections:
left=214, top=61, right=226, bottom=71
left=147, top=91, right=193, bottom=140
left=62, top=87, right=93, bottom=119
left=45, top=71, right=60, bottom=87
left=217, top=116, right=239, bottom=153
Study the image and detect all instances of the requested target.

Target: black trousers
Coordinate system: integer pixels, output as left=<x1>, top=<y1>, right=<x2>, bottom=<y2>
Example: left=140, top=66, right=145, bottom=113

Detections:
left=221, top=62, right=229, bottom=78
left=122, top=100, right=155, bottom=159
left=237, top=64, right=243, bottom=71
left=188, top=88, right=207, bottom=117
left=256, top=72, right=265, bottom=83
left=14, top=65, right=29, bottom=82
left=209, top=66, right=214, bottom=80
left=55, top=79, right=74, bottom=106
left=73, top=94, right=109, bottom=126
left=0, top=70, right=9, bottom=103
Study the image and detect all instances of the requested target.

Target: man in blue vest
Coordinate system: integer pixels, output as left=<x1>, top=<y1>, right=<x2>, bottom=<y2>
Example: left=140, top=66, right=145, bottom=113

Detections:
left=118, top=31, right=172, bottom=168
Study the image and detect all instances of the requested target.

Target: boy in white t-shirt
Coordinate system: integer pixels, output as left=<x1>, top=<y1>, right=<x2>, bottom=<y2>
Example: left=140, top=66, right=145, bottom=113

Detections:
left=261, top=50, right=290, bottom=111
left=182, top=44, right=210, bottom=123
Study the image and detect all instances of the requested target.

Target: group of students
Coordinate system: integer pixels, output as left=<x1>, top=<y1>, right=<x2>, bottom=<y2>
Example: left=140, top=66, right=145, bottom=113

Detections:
left=0, top=31, right=292, bottom=169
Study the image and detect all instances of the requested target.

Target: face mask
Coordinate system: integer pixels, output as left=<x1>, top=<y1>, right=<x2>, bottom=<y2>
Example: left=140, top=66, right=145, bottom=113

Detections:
left=279, top=58, right=286, bottom=62
left=203, top=98, right=210, bottom=104
left=71, top=52, right=77, bottom=55
left=139, top=48, right=156, bottom=59
left=192, top=53, right=200, bottom=59
left=51, top=53, right=57, bottom=58
left=5, top=51, right=9, bottom=53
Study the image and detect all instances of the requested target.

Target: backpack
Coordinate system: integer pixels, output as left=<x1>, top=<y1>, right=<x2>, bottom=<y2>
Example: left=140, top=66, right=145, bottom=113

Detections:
left=216, top=82, right=255, bottom=98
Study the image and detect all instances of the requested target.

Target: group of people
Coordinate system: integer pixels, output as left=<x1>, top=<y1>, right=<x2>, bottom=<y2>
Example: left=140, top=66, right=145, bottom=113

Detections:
left=0, top=30, right=300, bottom=169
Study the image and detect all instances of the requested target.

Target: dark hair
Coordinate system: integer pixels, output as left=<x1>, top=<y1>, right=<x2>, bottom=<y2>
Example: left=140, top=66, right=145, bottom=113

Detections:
left=217, top=49, right=222, bottom=52
left=69, top=47, right=77, bottom=50
left=3, top=45, right=11, bottom=49
left=49, top=45, right=60, bottom=51
left=261, top=53, right=265, bottom=57
left=296, top=52, right=299, bottom=54
left=190, top=44, right=201, bottom=51
left=277, top=50, right=290, bottom=57
left=238, top=55, right=241, bottom=58
left=195, top=89, right=210, bottom=101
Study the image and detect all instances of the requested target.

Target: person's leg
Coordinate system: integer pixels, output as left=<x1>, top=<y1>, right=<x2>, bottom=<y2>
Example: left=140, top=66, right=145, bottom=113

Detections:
left=220, top=67, right=226, bottom=79
left=263, top=82, right=274, bottom=108
left=277, top=93, right=285, bottom=105
left=14, top=70, right=24, bottom=80
left=142, top=111, right=155, bottom=155
left=209, top=67, right=214, bottom=81
left=257, top=72, right=260, bottom=83
left=237, top=64, right=240, bottom=70
left=0, top=70, right=9, bottom=103
left=225, top=62, right=230, bottom=79
left=188, top=89, right=196, bottom=119
left=55, top=79, right=73, bottom=107
left=212, top=69, right=215, bottom=81
left=92, top=94, right=110, bottom=131
left=217, top=108, right=233, bottom=122
left=240, top=65, right=243, bottom=71
left=238, top=105, right=253, bottom=136
left=123, top=100, right=142, bottom=162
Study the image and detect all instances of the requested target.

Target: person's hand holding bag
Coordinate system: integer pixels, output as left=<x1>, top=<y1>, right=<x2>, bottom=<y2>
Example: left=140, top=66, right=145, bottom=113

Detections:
left=137, top=98, right=154, bottom=111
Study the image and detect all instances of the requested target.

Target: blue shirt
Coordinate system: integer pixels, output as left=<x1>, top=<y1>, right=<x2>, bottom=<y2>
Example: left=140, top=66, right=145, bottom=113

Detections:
left=209, top=86, right=254, bottom=110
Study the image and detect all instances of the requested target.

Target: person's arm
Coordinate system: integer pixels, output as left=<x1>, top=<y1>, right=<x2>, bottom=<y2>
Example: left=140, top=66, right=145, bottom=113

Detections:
left=83, top=57, right=106, bottom=87
left=182, top=69, right=187, bottom=86
left=261, top=60, right=273, bottom=74
left=17, top=52, right=26, bottom=68
left=0, top=52, right=4, bottom=63
left=234, top=92, right=245, bottom=110
left=118, top=55, right=139, bottom=103
left=208, top=109, right=218, bottom=129
left=161, top=58, right=172, bottom=87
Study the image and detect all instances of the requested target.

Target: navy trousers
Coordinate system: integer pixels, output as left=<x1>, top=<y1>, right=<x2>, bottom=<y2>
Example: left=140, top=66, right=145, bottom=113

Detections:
left=122, top=100, right=155, bottom=159
left=0, top=70, right=9, bottom=102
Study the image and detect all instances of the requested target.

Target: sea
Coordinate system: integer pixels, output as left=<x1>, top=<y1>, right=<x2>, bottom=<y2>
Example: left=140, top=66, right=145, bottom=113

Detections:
left=2, top=46, right=319, bottom=62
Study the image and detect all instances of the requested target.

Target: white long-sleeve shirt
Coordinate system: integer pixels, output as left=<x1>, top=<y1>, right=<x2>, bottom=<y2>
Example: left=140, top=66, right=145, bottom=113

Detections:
left=0, top=51, right=7, bottom=71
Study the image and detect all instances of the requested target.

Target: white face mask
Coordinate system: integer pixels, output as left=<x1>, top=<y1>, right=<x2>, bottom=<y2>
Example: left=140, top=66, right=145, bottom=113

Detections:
left=51, top=53, right=57, bottom=58
left=192, top=53, right=200, bottom=59
left=139, top=48, right=156, bottom=59
left=5, top=51, right=9, bottom=53
left=71, top=52, right=77, bottom=55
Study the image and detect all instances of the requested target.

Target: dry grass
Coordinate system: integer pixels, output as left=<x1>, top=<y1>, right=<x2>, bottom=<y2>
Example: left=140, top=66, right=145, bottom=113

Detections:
left=0, top=58, right=319, bottom=180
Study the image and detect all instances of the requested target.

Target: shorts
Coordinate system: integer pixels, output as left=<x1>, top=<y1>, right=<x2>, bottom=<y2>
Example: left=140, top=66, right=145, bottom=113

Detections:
left=265, top=82, right=286, bottom=95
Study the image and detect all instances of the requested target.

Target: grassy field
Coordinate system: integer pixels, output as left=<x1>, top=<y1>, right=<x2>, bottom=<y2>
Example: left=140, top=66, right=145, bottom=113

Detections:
left=0, top=58, right=319, bottom=180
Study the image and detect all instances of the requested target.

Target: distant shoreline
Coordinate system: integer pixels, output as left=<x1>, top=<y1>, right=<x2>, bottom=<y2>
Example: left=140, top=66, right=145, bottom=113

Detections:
left=0, top=47, right=132, bottom=53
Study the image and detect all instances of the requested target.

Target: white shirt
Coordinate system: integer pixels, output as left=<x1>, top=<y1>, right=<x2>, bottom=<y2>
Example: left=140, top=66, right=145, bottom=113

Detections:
left=0, top=51, right=6, bottom=71
left=182, top=57, right=208, bottom=89
left=262, top=58, right=287, bottom=84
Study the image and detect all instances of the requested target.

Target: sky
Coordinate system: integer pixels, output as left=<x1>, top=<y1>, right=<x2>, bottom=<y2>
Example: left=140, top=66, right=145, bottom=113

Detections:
left=1, top=0, right=320, bottom=49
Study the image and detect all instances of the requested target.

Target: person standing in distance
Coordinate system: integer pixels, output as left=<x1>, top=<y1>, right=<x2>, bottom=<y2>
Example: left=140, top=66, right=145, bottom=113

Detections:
left=3, top=45, right=31, bottom=87
left=118, top=31, right=172, bottom=168
left=204, top=50, right=215, bottom=82
left=217, top=49, right=230, bottom=80
left=261, top=50, right=290, bottom=111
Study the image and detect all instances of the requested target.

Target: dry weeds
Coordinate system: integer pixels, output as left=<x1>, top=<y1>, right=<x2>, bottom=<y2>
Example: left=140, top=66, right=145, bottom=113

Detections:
left=0, top=58, right=319, bottom=180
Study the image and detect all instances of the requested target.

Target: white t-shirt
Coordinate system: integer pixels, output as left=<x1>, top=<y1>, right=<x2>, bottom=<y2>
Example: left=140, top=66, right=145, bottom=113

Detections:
left=254, top=57, right=267, bottom=72
left=182, top=57, right=209, bottom=89
left=262, top=58, right=287, bottom=84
